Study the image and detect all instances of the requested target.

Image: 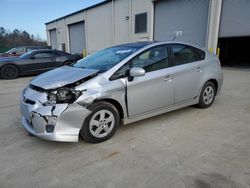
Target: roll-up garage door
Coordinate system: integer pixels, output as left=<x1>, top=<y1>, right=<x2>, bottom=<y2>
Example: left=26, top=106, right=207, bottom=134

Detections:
left=49, top=29, right=57, bottom=49
left=69, top=22, right=86, bottom=54
left=219, top=0, right=250, bottom=37
left=154, top=0, right=210, bottom=47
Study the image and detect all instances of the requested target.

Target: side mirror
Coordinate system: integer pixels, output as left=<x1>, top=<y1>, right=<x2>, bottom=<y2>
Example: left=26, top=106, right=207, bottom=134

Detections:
left=129, top=67, right=145, bottom=78
left=12, top=52, right=16, bottom=55
left=30, top=56, right=35, bottom=59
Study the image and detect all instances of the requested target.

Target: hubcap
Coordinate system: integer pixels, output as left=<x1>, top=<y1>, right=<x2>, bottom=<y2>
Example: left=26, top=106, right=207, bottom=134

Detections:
left=3, top=67, right=16, bottom=78
left=203, top=86, right=214, bottom=105
left=89, top=110, right=115, bottom=138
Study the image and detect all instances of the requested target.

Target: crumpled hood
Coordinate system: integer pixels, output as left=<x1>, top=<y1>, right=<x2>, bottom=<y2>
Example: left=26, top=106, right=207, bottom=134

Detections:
left=31, top=66, right=99, bottom=90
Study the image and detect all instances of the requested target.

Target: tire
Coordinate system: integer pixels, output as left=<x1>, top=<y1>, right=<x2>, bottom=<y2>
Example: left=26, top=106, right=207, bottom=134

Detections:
left=80, top=101, right=120, bottom=143
left=197, top=81, right=216, bottom=108
left=1, top=65, right=19, bottom=79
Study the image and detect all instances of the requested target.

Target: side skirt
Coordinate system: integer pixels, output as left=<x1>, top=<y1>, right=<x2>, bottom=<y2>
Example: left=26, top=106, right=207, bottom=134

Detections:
left=123, top=99, right=198, bottom=125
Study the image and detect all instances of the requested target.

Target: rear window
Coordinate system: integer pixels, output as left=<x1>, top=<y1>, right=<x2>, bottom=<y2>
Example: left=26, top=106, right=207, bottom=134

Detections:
left=171, top=44, right=205, bottom=66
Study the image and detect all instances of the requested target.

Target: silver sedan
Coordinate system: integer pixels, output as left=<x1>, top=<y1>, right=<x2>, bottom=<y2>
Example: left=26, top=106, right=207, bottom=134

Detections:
left=20, top=42, right=223, bottom=143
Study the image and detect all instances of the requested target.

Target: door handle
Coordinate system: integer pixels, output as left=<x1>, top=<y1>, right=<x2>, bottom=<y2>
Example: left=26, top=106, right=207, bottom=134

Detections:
left=196, top=66, right=203, bottom=72
left=164, top=75, right=174, bottom=81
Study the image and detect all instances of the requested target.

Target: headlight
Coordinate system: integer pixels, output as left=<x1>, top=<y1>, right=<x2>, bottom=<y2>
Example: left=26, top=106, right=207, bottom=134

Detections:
left=47, top=88, right=82, bottom=104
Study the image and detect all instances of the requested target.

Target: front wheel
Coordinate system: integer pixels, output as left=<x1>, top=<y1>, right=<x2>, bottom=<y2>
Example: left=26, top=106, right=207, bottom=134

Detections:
left=197, top=81, right=216, bottom=108
left=80, top=101, right=120, bottom=143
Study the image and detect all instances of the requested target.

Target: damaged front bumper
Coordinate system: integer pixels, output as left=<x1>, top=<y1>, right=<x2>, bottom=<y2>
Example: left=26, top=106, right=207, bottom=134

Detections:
left=20, top=87, right=91, bottom=142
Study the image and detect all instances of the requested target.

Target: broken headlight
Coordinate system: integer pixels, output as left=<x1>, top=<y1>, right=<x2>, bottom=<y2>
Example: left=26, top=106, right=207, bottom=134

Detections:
left=47, top=88, right=82, bottom=104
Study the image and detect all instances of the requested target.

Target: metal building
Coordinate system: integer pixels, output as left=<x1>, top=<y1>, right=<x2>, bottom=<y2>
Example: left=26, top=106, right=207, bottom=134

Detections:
left=45, top=0, right=250, bottom=66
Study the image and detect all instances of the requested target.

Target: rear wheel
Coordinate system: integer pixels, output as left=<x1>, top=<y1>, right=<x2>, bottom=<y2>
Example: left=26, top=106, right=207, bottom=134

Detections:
left=80, top=101, right=120, bottom=143
left=1, top=65, right=19, bottom=79
left=197, top=81, right=216, bottom=108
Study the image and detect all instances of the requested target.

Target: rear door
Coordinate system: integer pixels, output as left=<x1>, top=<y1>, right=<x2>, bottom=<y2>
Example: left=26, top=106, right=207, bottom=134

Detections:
left=51, top=51, right=66, bottom=68
left=169, top=44, right=206, bottom=104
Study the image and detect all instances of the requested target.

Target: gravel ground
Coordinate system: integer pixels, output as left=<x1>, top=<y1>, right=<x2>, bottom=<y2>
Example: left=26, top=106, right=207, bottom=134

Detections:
left=0, top=68, right=250, bottom=188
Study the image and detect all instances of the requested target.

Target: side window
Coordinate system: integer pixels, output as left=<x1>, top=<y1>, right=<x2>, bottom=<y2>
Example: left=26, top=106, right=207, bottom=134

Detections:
left=13, top=47, right=26, bottom=55
left=110, top=45, right=170, bottom=81
left=34, top=52, right=54, bottom=58
left=110, top=63, right=130, bottom=80
left=27, top=48, right=36, bottom=52
left=131, top=45, right=169, bottom=73
left=171, top=44, right=205, bottom=66
left=53, top=51, right=62, bottom=56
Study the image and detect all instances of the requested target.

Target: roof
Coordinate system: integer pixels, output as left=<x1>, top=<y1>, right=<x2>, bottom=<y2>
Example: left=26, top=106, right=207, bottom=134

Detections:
left=45, top=0, right=112, bottom=25
left=30, top=49, right=55, bottom=52
left=112, top=41, right=156, bottom=48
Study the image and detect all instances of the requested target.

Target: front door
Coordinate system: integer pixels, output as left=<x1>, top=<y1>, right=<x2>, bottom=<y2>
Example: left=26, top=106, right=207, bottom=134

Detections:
left=22, top=51, right=56, bottom=73
left=126, top=45, right=174, bottom=117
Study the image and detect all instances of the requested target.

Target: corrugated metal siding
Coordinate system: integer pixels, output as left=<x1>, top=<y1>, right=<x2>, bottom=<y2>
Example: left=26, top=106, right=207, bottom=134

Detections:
left=45, top=0, right=153, bottom=54
left=219, top=0, right=250, bottom=37
left=49, top=29, right=57, bottom=49
left=69, top=22, right=86, bottom=54
left=86, top=2, right=113, bottom=54
left=154, top=0, right=210, bottom=47
left=114, top=0, right=130, bottom=44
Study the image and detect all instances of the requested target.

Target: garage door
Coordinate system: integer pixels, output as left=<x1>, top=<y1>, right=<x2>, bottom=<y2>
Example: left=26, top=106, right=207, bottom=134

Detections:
left=154, top=0, right=210, bottom=47
left=219, top=0, right=250, bottom=37
left=49, top=29, right=57, bottom=49
left=69, top=22, right=86, bottom=54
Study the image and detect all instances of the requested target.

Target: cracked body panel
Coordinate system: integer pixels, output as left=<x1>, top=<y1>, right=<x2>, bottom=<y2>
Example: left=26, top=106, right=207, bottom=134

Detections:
left=20, top=86, right=91, bottom=142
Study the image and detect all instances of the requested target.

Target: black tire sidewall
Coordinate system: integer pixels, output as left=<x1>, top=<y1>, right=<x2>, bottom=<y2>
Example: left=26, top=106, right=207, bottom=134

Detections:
left=81, top=102, right=120, bottom=143
left=198, top=81, right=216, bottom=108
left=1, top=65, right=19, bottom=79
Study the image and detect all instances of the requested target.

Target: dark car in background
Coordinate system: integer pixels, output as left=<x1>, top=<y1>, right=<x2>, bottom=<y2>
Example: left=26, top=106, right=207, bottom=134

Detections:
left=0, top=49, right=81, bottom=79
left=0, top=46, right=50, bottom=58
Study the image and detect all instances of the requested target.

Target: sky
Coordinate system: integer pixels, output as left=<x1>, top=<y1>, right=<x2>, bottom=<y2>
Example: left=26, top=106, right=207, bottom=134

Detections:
left=0, top=0, right=105, bottom=40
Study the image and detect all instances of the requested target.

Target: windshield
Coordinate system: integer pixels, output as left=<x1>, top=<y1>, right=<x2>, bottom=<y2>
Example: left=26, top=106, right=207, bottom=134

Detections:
left=73, top=46, right=139, bottom=72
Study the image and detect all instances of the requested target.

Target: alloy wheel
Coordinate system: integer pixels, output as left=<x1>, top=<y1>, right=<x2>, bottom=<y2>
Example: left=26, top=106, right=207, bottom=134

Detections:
left=202, top=86, right=214, bottom=105
left=89, top=109, right=115, bottom=138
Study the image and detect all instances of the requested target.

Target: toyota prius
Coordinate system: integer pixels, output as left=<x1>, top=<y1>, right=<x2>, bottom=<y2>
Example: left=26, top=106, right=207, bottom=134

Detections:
left=20, top=42, right=223, bottom=143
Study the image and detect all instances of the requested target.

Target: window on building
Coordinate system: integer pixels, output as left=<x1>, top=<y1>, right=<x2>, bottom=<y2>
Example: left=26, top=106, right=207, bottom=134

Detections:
left=135, top=12, right=147, bottom=34
left=171, top=44, right=205, bottom=66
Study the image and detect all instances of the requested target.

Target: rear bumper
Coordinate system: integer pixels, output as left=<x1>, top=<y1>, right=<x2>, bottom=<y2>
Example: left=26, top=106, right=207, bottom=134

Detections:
left=216, top=70, right=223, bottom=95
